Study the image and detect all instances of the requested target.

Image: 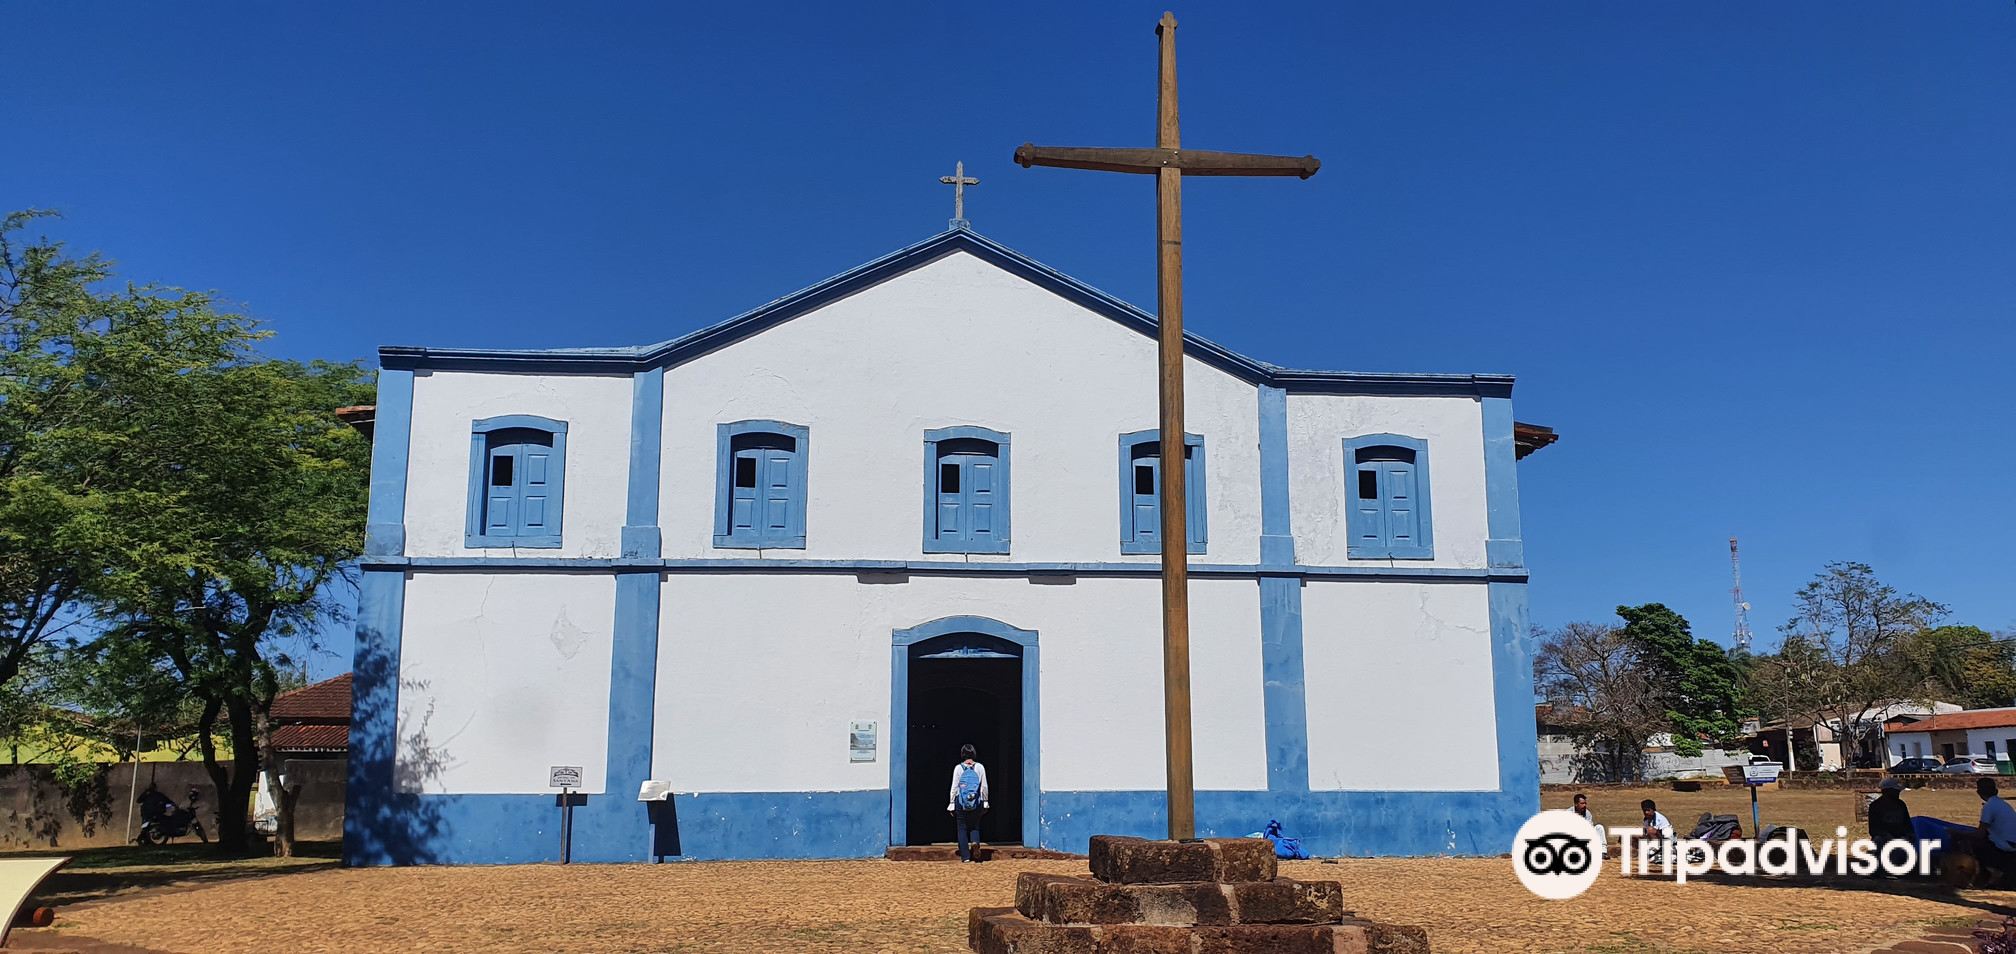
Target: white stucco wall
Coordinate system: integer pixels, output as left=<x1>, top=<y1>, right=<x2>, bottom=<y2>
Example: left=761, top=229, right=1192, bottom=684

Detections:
left=396, top=573, right=617, bottom=794
left=404, top=371, right=633, bottom=559
left=1285, top=394, right=1487, bottom=568
left=656, top=251, right=1262, bottom=565
left=652, top=573, right=1268, bottom=793
left=1301, top=581, right=1500, bottom=791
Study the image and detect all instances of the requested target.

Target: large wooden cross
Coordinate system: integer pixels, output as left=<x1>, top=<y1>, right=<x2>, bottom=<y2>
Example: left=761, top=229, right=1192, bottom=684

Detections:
left=1014, top=12, right=1318, bottom=842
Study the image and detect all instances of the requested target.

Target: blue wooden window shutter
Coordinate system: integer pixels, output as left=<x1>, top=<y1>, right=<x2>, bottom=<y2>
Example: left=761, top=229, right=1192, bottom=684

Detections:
left=1344, top=434, right=1434, bottom=560
left=924, top=427, right=1012, bottom=554
left=715, top=420, right=809, bottom=549
left=465, top=415, right=568, bottom=548
left=1118, top=430, right=1206, bottom=555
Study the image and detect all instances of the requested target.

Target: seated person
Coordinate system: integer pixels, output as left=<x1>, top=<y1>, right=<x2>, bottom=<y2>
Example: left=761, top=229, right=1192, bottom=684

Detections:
left=1571, top=792, right=1608, bottom=857
left=1978, top=778, right=2016, bottom=885
left=1641, top=798, right=1674, bottom=841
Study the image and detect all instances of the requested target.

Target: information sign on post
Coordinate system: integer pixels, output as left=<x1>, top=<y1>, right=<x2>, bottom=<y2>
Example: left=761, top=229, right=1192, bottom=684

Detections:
left=549, top=765, right=584, bottom=864
left=1739, top=761, right=1783, bottom=836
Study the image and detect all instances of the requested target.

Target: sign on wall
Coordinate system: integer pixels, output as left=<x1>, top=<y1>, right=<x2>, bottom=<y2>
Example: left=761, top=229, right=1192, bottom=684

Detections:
left=849, top=722, right=878, bottom=762
left=549, top=765, right=584, bottom=789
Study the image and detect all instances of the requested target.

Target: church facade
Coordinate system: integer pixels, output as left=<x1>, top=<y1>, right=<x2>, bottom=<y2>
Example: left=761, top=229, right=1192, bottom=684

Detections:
left=343, top=228, right=1549, bottom=865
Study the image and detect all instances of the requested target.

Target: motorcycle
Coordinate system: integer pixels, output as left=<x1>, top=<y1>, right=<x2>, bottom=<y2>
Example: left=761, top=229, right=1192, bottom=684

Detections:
left=135, top=786, right=209, bottom=845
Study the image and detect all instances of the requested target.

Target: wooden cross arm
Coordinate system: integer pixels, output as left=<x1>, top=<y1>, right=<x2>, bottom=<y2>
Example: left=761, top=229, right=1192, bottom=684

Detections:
left=1014, top=144, right=1319, bottom=179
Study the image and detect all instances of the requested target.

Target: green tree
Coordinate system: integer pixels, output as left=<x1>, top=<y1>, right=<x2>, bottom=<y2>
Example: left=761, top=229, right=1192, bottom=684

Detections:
left=1780, top=562, right=1946, bottom=768
left=1903, top=625, right=2016, bottom=710
left=0, top=211, right=249, bottom=693
left=1615, top=603, right=1745, bottom=757
left=94, top=356, right=371, bottom=854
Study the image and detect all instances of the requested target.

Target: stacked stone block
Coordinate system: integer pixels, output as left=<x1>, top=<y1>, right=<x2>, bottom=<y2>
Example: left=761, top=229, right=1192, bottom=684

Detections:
left=968, top=835, right=1429, bottom=953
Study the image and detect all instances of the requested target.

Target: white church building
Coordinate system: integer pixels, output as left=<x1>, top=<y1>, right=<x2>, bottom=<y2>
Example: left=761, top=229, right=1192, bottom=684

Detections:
left=342, top=227, right=1553, bottom=865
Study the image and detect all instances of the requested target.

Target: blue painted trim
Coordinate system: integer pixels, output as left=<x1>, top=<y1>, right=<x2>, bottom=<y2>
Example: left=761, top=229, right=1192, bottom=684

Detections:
left=712, top=419, right=810, bottom=549
left=623, top=369, right=665, bottom=559
left=1481, top=396, right=1525, bottom=569
left=1342, top=433, right=1435, bottom=560
left=1117, top=430, right=1206, bottom=555
left=568, top=570, right=661, bottom=862
left=1259, top=575, right=1309, bottom=792
left=363, top=370, right=413, bottom=557
left=1037, top=789, right=1536, bottom=857
left=1489, top=581, right=1540, bottom=814
left=343, top=568, right=406, bottom=865
left=377, top=229, right=1516, bottom=399
left=362, top=555, right=1530, bottom=583
left=921, top=425, right=1012, bottom=554
left=1257, top=386, right=1294, bottom=566
left=890, top=616, right=1040, bottom=848
left=463, top=414, right=568, bottom=549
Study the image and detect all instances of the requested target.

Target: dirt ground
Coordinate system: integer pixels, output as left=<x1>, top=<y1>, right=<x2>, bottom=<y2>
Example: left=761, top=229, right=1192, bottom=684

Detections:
left=18, top=855, right=2016, bottom=954
left=13, top=786, right=2012, bottom=954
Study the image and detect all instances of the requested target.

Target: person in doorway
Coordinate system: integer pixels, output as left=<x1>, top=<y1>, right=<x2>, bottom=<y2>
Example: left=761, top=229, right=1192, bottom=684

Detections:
left=947, top=744, right=990, bottom=863
left=1571, top=792, right=1608, bottom=858
left=1978, top=778, right=2016, bottom=885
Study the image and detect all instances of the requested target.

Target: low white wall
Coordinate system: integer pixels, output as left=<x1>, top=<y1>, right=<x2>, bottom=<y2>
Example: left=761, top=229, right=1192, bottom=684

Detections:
left=403, top=371, right=633, bottom=559
left=1285, top=394, right=1487, bottom=569
left=651, top=573, right=1268, bottom=793
left=1302, top=580, right=1499, bottom=791
left=396, top=572, right=617, bottom=794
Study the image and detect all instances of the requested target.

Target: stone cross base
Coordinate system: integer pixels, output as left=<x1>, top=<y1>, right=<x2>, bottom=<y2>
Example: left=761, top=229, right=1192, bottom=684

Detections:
left=967, top=835, right=1429, bottom=953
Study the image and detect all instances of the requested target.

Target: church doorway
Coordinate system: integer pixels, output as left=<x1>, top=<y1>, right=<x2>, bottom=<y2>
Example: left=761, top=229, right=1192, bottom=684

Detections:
left=890, top=618, right=1039, bottom=849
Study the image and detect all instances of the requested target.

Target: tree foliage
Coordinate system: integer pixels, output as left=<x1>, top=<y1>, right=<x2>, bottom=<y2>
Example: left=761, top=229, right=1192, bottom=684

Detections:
left=1533, top=621, right=1667, bottom=782
left=3, top=211, right=372, bottom=853
left=1902, top=625, right=2016, bottom=711
left=1777, top=561, right=1946, bottom=767
left=1615, top=603, right=1745, bottom=757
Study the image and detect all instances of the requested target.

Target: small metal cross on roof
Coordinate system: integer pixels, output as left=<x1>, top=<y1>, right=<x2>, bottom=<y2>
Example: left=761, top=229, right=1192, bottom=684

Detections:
left=940, top=161, right=980, bottom=229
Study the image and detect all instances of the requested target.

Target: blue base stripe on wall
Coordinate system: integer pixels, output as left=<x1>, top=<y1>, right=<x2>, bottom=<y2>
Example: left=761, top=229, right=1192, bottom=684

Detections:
left=352, top=787, right=1535, bottom=863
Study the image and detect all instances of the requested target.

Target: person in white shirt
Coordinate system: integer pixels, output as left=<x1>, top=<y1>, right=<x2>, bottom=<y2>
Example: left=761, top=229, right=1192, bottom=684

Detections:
left=1640, top=799, right=1675, bottom=842
left=1978, top=778, right=2016, bottom=884
left=1572, top=792, right=1609, bottom=858
left=947, top=744, right=990, bottom=863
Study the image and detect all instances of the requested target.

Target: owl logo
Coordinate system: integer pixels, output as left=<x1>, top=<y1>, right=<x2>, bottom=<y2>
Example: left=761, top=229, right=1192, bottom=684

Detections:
left=1511, top=810, right=1604, bottom=899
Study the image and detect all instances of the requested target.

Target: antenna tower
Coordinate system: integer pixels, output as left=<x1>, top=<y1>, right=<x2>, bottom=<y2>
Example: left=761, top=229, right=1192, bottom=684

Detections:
left=1730, top=536, right=1753, bottom=653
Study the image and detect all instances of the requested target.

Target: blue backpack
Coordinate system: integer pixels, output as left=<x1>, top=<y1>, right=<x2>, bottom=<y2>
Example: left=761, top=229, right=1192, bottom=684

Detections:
left=956, top=765, right=983, bottom=810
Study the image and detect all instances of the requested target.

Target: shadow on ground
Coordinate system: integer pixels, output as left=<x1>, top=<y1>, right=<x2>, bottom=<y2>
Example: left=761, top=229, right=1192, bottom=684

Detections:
left=2, top=840, right=341, bottom=907
left=1629, top=868, right=2016, bottom=921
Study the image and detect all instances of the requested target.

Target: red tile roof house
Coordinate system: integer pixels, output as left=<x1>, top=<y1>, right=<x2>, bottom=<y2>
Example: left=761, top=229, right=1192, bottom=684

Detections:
left=1883, top=708, right=2016, bottom=767
left=270, top=674, right=352, bottom=758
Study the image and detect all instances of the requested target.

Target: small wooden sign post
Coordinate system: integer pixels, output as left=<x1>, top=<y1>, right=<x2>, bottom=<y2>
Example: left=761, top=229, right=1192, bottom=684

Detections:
left=1014, top=12, right=1318, bottom=841
left=550, top=765, right=583, bottom=863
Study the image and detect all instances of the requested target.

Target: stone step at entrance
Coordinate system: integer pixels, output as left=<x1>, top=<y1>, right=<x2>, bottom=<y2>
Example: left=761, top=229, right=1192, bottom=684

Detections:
left=886, top=844, right=1084, bottom=863
left=967, top=836, right=1430, bottom=953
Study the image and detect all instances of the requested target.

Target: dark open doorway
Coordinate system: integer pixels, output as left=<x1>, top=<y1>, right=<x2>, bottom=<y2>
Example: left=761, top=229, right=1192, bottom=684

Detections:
left=905, top=644, right=1023, bottom=846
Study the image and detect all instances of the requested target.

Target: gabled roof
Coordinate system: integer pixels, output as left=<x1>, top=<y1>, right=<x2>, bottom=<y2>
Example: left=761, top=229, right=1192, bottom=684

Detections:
left=272, top=724, right=349, bottom=753
left=272, top=673, right=352, bottom=723
left=380, top=228, right=1517, bottom=399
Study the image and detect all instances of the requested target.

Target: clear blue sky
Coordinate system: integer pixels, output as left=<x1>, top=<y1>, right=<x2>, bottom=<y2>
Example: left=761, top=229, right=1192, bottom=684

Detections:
left=9, top=2, right=2014, bottom=679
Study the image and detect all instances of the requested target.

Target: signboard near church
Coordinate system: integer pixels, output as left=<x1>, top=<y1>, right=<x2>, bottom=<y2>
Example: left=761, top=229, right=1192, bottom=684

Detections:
left=548, top=765, right=584, bottom=789
left=849, top=722, right=877, bottom=762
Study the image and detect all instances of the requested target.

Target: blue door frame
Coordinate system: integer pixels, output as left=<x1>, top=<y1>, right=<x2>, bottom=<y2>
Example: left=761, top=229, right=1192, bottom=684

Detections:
left=890, top=616, right=1040, bottom=848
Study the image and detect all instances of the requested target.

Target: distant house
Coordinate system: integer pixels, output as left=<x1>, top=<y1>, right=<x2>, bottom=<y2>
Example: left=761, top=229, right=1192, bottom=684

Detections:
left=1534, top=704, right=1748, bottom=783
left=1884, top=707, right=2016, bottom=766
left=270, top=674, right=352, bottom=759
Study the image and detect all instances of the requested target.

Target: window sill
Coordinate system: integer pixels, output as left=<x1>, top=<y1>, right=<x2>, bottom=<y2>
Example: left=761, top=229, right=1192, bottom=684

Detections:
left=1120, top=540, right=1207, bottom=556
left=713, top=534, right=807, bottom=550
left=465, top=534, right=563, bottom=549
left=923, top=539, right=1012, bottom=555
left=1346, top=545, right=1435, bottom=560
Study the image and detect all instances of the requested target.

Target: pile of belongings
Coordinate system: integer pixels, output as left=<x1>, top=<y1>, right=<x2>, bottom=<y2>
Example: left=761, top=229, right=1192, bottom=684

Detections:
left=1244, top=819, right=1309, bottom=860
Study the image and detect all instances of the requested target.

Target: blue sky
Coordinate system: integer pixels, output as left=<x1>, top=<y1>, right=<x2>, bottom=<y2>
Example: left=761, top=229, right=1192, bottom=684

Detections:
left=9, top=2, right=2014, bottom=679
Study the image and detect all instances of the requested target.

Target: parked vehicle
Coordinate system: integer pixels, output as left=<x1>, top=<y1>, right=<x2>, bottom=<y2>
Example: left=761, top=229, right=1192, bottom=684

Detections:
left=1943, top=756, right=2000, bottom=775
left=1891, top=757, right=1946, bottom=774
left=135, top=786, right=209, bottom=845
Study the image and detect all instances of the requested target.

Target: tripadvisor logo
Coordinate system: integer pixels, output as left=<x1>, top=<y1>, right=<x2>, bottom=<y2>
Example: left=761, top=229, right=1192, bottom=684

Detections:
left=1511, top=809, right=1939, bottom=899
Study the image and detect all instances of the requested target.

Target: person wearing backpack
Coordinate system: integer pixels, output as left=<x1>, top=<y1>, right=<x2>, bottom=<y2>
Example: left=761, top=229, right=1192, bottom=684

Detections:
left=946, top=744, right=990, bottom=862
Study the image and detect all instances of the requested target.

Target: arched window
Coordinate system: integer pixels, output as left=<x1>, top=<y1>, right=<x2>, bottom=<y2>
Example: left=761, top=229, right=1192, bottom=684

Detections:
left=1344, top=434, right=1433, bottom=559
left=1118, top=430, right=1206, bottom=554
left=465, top=415, right=568, bottom=548
left=924, top=426, right=1010, bottom=554
left=714, top=420, right=809, bottom=548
